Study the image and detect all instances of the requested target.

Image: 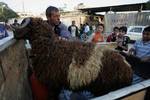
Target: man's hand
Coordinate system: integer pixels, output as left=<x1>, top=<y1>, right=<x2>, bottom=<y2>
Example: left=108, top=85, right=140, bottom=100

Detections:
left=128, top=48, right=135, bottom=55
left=141, top=57, right=150, bottom=62
left=58, top=36, right=67, bottom=40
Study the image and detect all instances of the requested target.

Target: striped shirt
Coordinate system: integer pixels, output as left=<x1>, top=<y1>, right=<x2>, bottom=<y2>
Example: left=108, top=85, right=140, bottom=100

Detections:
left=134, top=40, right=150, bottom=58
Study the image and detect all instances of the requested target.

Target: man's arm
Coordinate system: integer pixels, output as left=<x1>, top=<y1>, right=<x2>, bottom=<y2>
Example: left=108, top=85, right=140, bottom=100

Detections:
left=76, top=26, right=79, bottom=37
left=117, top=44, right=128, bottom=51
left=68, top=26, right=71, bottom=33
left=141, top=56, right=150, bottom=62
left=128, top=48, right=136, bottom=55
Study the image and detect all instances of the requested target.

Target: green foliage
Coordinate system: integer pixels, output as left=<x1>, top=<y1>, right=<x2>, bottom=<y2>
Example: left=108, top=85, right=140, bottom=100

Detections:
left=0, top=2, right=19, bottom=22
left=146, top=1, right=150, bottom=9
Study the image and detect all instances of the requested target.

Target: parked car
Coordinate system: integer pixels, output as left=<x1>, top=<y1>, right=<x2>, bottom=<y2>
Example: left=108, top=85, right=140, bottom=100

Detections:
left=125, top=26, right=147, bottom=42
left=0, top=22, right=8, bottom=39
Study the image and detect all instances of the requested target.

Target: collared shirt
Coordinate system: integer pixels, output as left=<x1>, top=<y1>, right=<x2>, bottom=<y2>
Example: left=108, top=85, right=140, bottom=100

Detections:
left=134, top=40, right=150, bottom=58
left=55, top=22, right=71, bottom=39
left=84, top=25, right=90, bottom=33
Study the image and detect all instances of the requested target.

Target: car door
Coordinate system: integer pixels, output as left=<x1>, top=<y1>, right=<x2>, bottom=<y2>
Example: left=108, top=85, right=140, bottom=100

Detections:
left=127, top=27, right=143, bottom=40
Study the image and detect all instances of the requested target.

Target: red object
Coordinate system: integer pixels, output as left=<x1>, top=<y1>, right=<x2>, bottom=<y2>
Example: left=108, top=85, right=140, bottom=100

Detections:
left=30, top=72, right=48, bottom=100
left=106, top=35, right=112, bottom=42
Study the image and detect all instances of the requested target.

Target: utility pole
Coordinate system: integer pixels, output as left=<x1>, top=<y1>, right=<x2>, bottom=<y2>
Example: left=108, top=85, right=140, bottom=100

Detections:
left=22, top=0, right=25, bottom=12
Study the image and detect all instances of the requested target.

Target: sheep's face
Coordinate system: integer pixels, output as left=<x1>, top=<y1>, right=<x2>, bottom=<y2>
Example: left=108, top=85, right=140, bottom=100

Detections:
left=12, top=17, right=55, bottom=41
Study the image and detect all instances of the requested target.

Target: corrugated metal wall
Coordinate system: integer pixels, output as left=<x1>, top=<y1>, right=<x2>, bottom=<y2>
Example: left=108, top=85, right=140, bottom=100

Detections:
left=104, top=12, right=150, bottom=33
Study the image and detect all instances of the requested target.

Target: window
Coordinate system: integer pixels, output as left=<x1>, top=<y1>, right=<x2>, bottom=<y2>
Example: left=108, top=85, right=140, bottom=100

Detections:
left=129, top=27, right=142, bottom=33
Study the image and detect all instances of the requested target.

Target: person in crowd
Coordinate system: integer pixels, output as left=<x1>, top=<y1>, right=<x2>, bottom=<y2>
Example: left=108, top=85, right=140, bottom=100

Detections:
left=80, top=32, right=88, bottom=42
left=115, top=26, right=129, bottom=51
left=107, top=26, right=119, bottom=42
left=46, top=6, right=71, bottom=39
left=84, top=23, right=90, bottom=35
left=87, top=25, right=93, bottom=36
left=92, top=25, right=96, bottom=32
left=12, top=19, right=20, bottom=27
left=87, top=23, right=104, bottom=43
left=79, top=24, right=84, bottom=35
left=4, top=20, right=11, bottom=30
left=68, top=20, right=79, bottom=39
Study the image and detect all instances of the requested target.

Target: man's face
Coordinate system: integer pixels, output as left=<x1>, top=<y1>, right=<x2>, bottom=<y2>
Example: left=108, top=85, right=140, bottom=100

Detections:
left=47, top=11, right=60, bottom=26
left=72, top=21, right=75, bottom=25
left=142, top=31, right=150, bottom=42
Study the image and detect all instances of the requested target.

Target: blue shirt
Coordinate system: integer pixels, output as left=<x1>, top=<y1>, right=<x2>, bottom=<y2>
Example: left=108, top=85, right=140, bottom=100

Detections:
left=134, top=40, right=150, bottom=58
left=58, top=23, right=71, bottom=39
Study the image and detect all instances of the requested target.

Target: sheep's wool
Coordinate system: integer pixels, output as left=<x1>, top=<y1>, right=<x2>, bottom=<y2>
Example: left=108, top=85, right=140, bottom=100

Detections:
left=68, top=45, right=104, bottom=89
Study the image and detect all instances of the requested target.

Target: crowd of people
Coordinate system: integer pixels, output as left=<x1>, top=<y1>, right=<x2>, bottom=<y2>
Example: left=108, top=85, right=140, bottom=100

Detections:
left=1, top=5, right=149, bottom=100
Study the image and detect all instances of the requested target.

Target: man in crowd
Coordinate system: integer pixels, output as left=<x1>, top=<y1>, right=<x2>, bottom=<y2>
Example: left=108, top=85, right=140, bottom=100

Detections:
left=12, top=19, right=20, bottom=27
left=68, top=20, right=79, bottom=39
left=46, top=6, right=71, bottom=39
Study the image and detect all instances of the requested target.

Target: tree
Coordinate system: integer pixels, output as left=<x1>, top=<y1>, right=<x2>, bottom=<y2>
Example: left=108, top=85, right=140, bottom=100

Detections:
left=0, top=2, right=19, bottom=22
left=146, top=0, right=150, bottom=9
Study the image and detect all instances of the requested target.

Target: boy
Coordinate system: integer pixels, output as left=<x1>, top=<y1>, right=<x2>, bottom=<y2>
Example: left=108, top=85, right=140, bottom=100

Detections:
left=107, top=26, right=119, bottom=42
left=115, top=26, right=129, bottom=51
left=87, top=24, right=104, bottom=43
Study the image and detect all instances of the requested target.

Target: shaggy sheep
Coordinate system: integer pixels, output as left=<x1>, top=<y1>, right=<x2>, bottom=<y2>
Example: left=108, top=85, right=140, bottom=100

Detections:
left=12, top=17, right=133, bottom=99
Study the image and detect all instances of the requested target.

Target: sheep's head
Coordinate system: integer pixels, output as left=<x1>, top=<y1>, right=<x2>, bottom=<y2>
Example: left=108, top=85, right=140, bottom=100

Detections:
left=12, top=17, right=56, bottom=41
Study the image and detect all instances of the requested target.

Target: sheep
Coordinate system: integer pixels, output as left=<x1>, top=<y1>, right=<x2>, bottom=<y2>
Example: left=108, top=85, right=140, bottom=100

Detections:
left=12, top=17, right=133, bottom=99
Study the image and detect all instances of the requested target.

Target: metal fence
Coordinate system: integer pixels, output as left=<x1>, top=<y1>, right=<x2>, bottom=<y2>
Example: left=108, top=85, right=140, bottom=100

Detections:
left=104, top=12, right=150, bottom=34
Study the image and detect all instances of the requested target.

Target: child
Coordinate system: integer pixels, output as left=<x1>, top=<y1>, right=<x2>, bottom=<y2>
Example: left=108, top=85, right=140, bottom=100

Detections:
left=87, top=24, right=104, bottom=43
left=107, top=26, right=119, bottom=42
left=115, top=26, right=129, bottom=51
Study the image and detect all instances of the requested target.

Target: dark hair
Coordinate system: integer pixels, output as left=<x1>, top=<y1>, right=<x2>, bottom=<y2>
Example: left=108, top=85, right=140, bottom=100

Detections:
left=85, top=22, right=89, bottom=25
left=14, top=19, right=17, bottom=22
left=143, top=26, right=150, bottom=32
left=119, top=26, right=127, bottom=33
left=46, top=6, right=59, bottom=17
left=97, top=23, right=104, bottom=28
left=72, top=20, right=75, bottom=23
left=113, top=27, right=119, bottom=31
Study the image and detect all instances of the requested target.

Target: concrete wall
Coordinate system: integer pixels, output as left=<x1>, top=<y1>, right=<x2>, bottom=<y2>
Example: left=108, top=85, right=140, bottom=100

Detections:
left=0, top=39, right=32, bottom=100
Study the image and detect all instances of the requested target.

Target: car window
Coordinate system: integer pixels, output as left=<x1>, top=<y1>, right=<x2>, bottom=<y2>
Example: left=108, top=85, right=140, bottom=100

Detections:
left=129, top=27, right=142, bottom=33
